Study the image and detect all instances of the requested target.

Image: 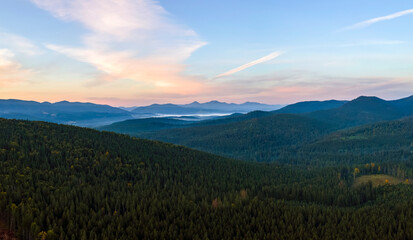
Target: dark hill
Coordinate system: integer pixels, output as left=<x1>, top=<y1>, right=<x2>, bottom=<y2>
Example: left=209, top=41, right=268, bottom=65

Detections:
left=142, top=114, right=336, bottom=162
left=305, top=117, right=413, bottom=154
left=294, top=117, right=413, bottom=166
left=274, top=100, right=347, bottom=114
left=390, top=95, right=413, bottom=115
left=305, top=96, right=405, bottom=128
left=97, top=117, right=195, bottom=134
left=99, top=110, right=274, bottom=135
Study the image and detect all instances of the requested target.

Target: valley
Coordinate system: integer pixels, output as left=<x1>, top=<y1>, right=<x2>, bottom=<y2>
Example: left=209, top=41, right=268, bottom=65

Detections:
left=2, top=1, right=412, bottom=238
left=1, top=95, right=413, bottom=239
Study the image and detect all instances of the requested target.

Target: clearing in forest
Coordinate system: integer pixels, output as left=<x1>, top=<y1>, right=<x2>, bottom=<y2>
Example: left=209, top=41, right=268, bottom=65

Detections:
left=353, top=174, right=410, bottom=188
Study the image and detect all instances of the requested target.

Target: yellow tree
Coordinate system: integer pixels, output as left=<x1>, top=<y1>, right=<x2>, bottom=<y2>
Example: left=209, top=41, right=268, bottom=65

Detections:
left=353, top=168, right=360, bottom=179
left=38, top=231, right=47, bottom=240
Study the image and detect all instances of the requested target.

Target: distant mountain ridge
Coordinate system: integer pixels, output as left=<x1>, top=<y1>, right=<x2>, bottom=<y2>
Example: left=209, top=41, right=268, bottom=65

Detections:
left=131, top=100, right=283, bottom=116
left=100, top=95, right=413, bottom=139
left=111, top=95, right=413, bottom=162
left=0, top=99, right=133, bottom=127
left=0, top=99, right=284, bottom=127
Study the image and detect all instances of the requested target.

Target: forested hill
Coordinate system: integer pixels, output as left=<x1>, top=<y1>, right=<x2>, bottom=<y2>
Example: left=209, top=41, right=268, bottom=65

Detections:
left=274, top=100, right=347, bottom=114
left=305, top=96, right=411, bottom=128
left=390, top=95, right=413, bottom=115
left=97, top=110, right=274, bottom=135
left=3, top=118, right=413, bottom=239
left=98, top=95, right=413, bottom=139
left=133, top=96, right=413, bottom=162
left=3, top=119, right=413, bottom=239
left=301, top=117, right=413, bottom=160
left=140, top=114, right=337, bottom=162
left=98, top=98, right=348, bottom=135
left=309, top=116, right=413, bottom=152
left=292, top=117, right=413, bottom=166
left=97, top=117, right=195, bottom=135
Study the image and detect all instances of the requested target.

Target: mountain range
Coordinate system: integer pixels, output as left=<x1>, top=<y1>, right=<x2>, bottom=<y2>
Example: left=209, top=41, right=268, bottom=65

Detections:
left=98, top=99, right=347, bottom=134
left=2, top=95, right=413, bottom=239
left=0, top=99, right=281, bottom=127
left=0, top=99, right=133, bottom=127
left=129, top=101, right=283, bottom=117
left=100, top=95, right=413, bottom=162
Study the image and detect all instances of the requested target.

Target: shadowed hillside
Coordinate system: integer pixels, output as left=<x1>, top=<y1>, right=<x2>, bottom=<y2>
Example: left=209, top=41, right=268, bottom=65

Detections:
left=2, top=119, right=413, bottom=239
left=306, top=96, right=408, bottom=128
left=141, top=114, right=337, bottom=162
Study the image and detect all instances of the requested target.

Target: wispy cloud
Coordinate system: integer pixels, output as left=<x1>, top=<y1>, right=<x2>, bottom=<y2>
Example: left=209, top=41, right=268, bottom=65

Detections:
left=344, top=9, right=413, bottom=30
left=215, top=51, right=283, bottom=79
left=46, top=44, right=206, bottom=94
left=0, top=49, right=34, bottom=85
left=211, top=71, right=413, bottom=104
left=337, top=40, right=406, bottom=47
left=30, top=0, right=206, bottom=93
left=0, top=32, right=40, bottom=56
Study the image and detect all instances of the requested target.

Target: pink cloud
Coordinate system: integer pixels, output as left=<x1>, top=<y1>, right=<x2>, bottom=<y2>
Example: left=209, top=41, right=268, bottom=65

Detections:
left=46, top=44, right=206, bottom=95
left=31, top=0, right=207, bottom=98
left=0, top=33, right=40, bottom=56
left=0, top=49, right=35, bottom=86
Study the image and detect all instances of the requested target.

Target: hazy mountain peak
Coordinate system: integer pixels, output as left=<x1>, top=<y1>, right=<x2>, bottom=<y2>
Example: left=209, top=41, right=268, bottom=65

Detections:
left=206, top=100, right=225, bottom=104
left=243, top=101, right=261, bottom=105
left=342, top=96, right=388, bottom=109
left=353, top=96, right=384, bottom=102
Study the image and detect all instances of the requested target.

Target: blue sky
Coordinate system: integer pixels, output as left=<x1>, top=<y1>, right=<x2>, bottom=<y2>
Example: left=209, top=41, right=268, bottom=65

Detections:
left=0, top=0, right=412, bottom=106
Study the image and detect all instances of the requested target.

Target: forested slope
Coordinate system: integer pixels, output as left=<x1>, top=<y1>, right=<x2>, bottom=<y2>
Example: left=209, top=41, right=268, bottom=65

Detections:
left=98, top=98, right=348, bottom=137
left=2, top=119, right=413, bottom=239
left=291, top=117, right=413, bottom=166
left=135, top=96, right=413, bottom=163
left=97, top=118, right=195, bottom=135
left=98, top=110, right=274, bottom=135
left=274, top=100, right=347, bottom=114
left=306, top=96, right=411, bottom=128
left=141, top=114, right=336, bottom=162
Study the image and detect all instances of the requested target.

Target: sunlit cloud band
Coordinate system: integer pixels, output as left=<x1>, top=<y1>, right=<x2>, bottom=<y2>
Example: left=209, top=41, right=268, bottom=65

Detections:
left=344, top=8, right=413, bottom=30
left=216, top=51, right=283, bottom=78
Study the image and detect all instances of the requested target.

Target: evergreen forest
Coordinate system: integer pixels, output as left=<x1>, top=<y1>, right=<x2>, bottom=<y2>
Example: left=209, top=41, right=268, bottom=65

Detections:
left=1, top=114, right=413, bottom=239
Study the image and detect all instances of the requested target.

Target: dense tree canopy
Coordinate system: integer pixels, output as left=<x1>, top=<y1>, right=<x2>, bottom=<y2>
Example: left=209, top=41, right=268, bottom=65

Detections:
left=1, top=118, right=413, bottom=239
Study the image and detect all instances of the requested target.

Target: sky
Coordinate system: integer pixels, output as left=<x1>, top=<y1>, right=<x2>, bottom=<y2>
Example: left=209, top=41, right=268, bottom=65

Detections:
left=0, top=0, right=413, bottom=106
